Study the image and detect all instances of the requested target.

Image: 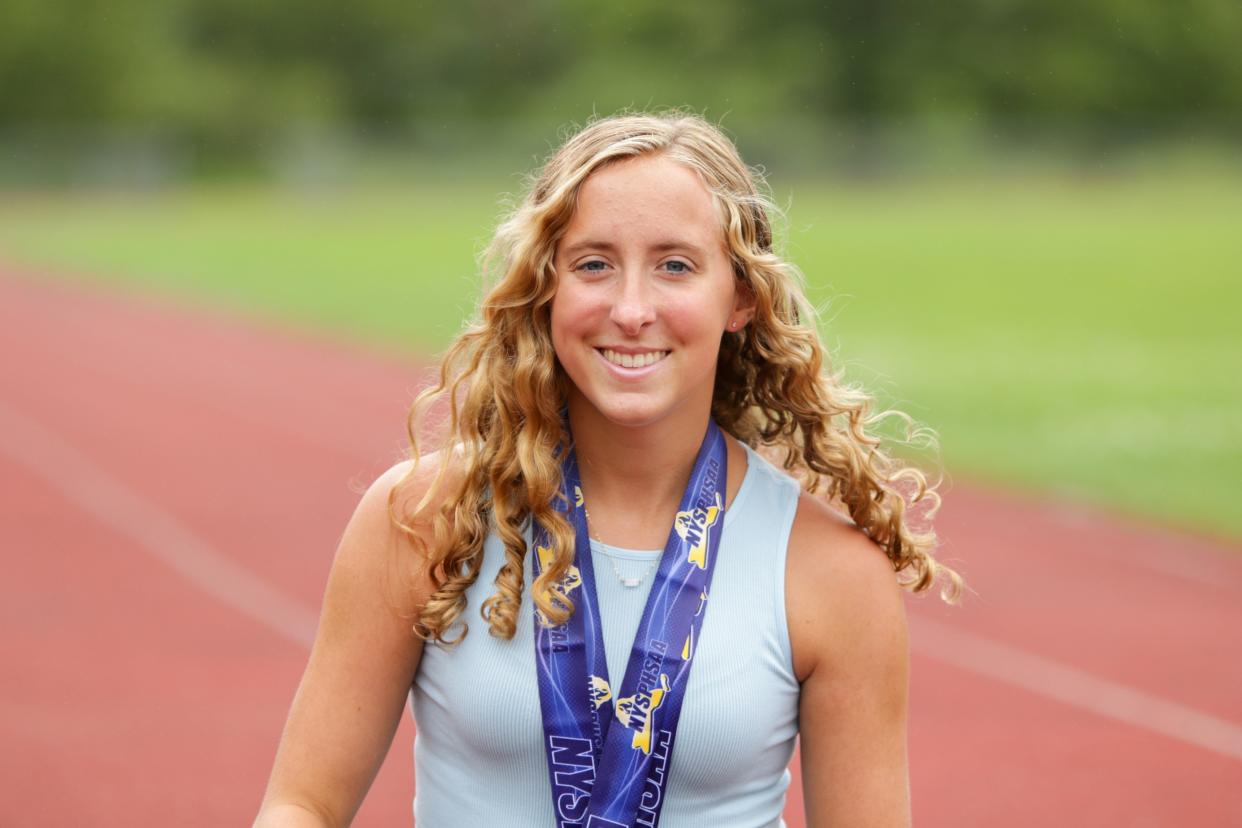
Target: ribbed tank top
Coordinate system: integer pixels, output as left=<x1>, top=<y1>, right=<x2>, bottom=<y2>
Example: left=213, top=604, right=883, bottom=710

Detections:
left=409, top=442, right=802, bottom=827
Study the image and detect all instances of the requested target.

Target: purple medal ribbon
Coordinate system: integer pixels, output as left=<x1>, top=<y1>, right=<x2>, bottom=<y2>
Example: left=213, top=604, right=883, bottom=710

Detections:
left=532, top=419, right=727, bottom=827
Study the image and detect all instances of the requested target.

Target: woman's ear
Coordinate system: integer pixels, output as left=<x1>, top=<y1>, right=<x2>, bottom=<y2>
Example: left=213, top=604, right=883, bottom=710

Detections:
left=730, top=279, right=757, bottom=328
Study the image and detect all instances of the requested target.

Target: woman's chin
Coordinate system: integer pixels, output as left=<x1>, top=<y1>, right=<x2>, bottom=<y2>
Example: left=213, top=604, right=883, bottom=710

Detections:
left=572, top=394, right=672, bottom=431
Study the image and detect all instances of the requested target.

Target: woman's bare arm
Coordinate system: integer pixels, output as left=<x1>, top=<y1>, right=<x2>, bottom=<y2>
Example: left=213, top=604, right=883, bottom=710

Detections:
left=786, top=493, right=912, bottom=828
left=253, top=459, right=438, bottom=827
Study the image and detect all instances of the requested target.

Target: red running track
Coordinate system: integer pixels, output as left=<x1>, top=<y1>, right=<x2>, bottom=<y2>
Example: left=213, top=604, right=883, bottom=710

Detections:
left=2, top=270, right=1240, bottom=827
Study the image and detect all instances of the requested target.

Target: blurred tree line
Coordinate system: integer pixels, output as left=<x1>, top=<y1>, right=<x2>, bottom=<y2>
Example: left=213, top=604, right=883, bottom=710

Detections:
left=2, top=0, right=1239, bottom=178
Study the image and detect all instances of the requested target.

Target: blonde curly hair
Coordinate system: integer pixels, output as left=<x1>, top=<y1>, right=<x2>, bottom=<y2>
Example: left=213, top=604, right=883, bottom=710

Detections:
left=391, top=110, right=963, bottom=645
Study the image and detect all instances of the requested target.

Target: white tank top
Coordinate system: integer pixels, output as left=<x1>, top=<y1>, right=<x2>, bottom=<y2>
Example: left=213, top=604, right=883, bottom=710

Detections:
left=410, top=442, right=802, bottom=826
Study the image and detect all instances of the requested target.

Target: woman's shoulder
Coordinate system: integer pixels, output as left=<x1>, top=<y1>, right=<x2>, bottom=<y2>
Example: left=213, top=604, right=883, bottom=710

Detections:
left=382, top=447, right=468, bottom=525
left=784, top=490, right=908, bottom=684
left=339, top=449, right=470, bottom=604
left=352, top=450, right=457, bottom=533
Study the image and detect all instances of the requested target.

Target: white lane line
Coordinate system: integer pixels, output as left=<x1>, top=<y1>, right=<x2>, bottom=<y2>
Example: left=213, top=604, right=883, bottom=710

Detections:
left=1040, top=500, right=1242, bottom=592
left=911, top=613, right=1242, bottom=762
left=0, top=399, right=317, bottom=649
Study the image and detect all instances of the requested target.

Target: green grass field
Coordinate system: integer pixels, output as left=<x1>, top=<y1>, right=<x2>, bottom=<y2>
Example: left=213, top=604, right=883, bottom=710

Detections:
left=1, top=170, right=1239, bottom=536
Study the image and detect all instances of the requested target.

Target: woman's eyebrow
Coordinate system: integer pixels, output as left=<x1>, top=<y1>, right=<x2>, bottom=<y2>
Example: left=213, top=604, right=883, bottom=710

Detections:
left=560, top=239, right=708, bottom=257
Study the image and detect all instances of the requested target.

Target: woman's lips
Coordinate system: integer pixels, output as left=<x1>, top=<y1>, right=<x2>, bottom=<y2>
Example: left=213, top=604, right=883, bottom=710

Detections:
left=594, top=347, right=670, bottom=375
left=597, top=347, right=670, bottom=368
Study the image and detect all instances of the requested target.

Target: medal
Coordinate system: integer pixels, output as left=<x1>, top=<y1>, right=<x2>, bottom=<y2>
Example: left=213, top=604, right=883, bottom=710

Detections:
left=532, top=419, right=727, bottom=827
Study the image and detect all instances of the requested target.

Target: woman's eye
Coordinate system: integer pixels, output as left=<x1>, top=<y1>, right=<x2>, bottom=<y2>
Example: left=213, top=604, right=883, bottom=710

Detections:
left=663, top=260, right=692, bottom=274
left=579, top=260, right=608, bottom=273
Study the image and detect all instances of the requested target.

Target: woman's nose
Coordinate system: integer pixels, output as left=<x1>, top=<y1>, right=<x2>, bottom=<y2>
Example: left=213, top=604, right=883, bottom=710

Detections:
left=609, top=272, right=657, bottom=334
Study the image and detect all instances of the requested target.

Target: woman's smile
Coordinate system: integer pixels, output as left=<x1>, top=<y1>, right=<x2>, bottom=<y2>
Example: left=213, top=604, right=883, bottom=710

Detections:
left=595, top=347, right=671, bottom=372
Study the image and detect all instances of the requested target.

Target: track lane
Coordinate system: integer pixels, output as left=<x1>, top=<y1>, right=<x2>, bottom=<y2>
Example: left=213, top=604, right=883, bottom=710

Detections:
left=0, top=272, right=417, bottom=826
left=0, top=454, right=313, bottom=826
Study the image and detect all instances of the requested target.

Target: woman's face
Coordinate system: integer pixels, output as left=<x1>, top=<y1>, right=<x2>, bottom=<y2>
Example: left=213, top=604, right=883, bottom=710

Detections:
left=551, top=153, right=753, bottom=431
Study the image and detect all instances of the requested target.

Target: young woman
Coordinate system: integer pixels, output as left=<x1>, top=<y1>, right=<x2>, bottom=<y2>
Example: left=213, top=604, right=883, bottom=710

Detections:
left=255, top=112, right=961, bottom=828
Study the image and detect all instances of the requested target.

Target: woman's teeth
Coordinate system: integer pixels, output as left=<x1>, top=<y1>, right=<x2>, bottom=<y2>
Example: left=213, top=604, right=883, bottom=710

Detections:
left=600, top=349, right=669, bottom=368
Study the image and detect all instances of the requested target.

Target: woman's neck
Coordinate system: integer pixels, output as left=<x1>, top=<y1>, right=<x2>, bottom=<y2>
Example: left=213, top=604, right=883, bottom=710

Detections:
left=566, top=397, right=711, bottom=547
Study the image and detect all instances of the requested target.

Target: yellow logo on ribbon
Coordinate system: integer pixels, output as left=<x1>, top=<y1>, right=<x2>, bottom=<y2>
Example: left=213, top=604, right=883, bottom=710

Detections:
left=681, top=628, right=694, bottom=661
left=573, top=485, right=584, bottom=509
left=535, top=544, right=582, bottom=625
left=675, top=492, right=724, bottom=569
left=615, top=674, right=672, bottom=754
left=589, top=675, right=612, bottom=709
left=695, top=589, right=708, bottom=617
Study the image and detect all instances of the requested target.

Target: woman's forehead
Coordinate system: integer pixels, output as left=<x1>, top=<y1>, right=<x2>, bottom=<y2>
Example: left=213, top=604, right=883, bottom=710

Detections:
left=563, top=155, right=726, bottom=251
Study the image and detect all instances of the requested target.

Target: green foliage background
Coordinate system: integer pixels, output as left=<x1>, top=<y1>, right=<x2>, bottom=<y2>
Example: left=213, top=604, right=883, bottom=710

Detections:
left=2, top=0, right=1241, bottom=175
